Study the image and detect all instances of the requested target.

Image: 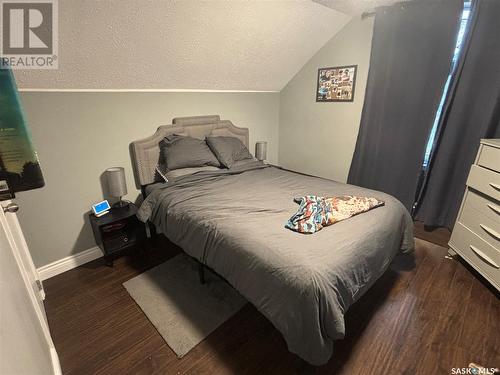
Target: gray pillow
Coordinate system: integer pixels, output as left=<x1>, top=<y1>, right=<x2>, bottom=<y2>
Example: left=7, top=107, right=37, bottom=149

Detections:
left=160, top=134, right=220, bottom=170
left=206, top=136, right=253, bottom=168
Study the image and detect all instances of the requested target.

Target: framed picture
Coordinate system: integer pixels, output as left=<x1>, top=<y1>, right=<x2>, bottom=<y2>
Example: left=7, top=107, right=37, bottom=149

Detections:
left=316, top=65, right=357, bottom=102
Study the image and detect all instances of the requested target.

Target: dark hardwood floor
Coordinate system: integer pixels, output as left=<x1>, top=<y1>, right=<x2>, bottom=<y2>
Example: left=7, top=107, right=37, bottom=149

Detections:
left=43, top=229, right=499, bottom=375
left=413, top=221, right=452, bottom=248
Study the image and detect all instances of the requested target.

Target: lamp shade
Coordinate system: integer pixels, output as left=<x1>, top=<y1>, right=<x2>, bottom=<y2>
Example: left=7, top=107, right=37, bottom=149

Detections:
left=106, top=167, right=127, bottom=198
left=255, top=141, right=267, bottom=161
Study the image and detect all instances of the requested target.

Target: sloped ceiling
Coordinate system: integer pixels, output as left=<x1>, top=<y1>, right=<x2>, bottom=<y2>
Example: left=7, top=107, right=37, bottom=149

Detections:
left=15, top=0, right=351, bottom=91
left=313, top=0, right=400, bottom=15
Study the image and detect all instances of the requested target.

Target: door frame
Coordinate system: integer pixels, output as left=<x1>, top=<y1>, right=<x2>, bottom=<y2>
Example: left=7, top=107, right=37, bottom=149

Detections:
left=1, top=201, right=61, bottom=375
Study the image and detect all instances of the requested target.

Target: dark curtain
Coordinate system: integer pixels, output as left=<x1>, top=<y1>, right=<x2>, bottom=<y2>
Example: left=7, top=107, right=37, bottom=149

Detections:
left=415, top=0, right=500, bottom=229
left=347, top=0, right=463, bottom=211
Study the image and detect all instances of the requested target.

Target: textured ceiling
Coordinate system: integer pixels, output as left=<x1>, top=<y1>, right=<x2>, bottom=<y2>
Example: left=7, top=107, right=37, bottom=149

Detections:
left=313, top=0, right=399, bottom=15
left=15, top=0, right=351, bottom=90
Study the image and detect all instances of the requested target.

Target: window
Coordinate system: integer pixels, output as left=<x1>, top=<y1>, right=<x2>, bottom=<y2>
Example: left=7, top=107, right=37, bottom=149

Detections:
left=422, top=0, right=472, bottom=168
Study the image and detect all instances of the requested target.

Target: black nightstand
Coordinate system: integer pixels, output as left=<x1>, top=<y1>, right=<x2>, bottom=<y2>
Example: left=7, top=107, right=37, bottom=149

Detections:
left=89, top=204, right=146, bottom=266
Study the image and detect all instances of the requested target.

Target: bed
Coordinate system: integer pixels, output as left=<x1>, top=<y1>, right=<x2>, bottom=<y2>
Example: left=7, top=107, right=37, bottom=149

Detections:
left=131, top=115, right=414, bottom=365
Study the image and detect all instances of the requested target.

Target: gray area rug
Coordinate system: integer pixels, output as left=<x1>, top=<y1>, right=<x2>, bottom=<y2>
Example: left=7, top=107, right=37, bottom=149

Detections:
left=123, top=254, right=247, bottom=358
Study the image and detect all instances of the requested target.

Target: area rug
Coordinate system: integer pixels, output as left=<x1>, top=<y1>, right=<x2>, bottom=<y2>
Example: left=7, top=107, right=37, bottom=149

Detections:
left=123, top=254, right=247, bottom=358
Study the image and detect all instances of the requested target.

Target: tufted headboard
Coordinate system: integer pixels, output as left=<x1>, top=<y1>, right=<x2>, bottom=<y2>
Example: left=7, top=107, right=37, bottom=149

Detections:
left=130, top=115, right=249, bottom=188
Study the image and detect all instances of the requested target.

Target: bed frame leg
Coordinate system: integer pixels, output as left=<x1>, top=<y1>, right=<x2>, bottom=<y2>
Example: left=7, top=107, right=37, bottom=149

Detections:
left=199, top=263, right=206, bottom=284
left=149, top=222, right=156, bottom=238
left=146, top=222, right=158, bottom=244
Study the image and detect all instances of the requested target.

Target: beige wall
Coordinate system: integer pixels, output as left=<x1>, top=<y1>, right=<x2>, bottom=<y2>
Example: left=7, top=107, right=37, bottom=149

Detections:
left=278, top=18, right=374, bottom=182
left=16, top=92, right=279, bottom=267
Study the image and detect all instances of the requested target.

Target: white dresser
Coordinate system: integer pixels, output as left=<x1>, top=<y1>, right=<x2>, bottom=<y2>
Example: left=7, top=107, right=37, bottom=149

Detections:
left=449, top=139, right=500, bottom=291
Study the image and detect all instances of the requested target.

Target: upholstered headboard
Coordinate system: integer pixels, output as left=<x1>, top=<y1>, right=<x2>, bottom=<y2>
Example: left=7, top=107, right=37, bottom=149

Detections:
left=130, top=115, right=249, bottom=188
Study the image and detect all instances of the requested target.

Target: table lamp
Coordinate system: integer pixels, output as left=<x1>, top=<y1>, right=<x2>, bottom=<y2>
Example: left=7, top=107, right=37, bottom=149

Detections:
left=255, top=141, right=267, bottom=161
left=106, top=167, right=128, bottom=207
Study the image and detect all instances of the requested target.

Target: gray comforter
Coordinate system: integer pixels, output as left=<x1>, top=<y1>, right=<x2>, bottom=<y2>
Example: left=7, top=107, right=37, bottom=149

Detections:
left=138, top=162, right=414, bottom=365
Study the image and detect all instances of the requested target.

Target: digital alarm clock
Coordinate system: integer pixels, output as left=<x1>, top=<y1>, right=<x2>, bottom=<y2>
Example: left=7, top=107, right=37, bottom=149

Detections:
left=92, top=200, right=111, bottom=217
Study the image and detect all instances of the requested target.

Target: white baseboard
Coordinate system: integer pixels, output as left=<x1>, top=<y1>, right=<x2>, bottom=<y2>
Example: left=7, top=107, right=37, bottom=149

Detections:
left=37, top=247, right=103, bottom=281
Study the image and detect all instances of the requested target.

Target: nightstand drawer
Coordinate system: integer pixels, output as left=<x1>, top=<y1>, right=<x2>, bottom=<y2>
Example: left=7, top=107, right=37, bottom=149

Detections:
left=477, top=144, right=500, bottom=173
left=467, top=165, right=500, bottom=201
left=449, top=223, right=500, bottom=290
left=104, top=232, right=136, bottom=253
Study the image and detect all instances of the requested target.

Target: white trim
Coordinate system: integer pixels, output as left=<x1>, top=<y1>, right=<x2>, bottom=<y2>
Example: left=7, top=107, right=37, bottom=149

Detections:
left=3, top=201, right=46, bottom=309
left=18, top=88, right=279, bottom=93
left=1, top=207, right=57, bottom=373
left=50, top=347, right=62, bottom=375
left=37, top=246, right=103, bottom=281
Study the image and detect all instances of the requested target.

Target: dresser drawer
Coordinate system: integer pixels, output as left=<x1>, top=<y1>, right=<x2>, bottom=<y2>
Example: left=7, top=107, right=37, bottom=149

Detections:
left=467, top=165, right=500, bottom=201
left=461, top=189, right=500, bottom=219
left=477, top=144, right=500, bottom=173
left=459, top=192, right=500, bottom=249
left=449, top=223, right=499, bottom=290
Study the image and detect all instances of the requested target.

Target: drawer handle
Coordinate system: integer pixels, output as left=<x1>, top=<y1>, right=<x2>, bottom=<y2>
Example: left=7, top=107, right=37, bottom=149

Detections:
left=490, top=182, right=500, bottom=191
left=479, top=224, right=500, bottom=240
left=470, top=245, right=499, bottom=269
left=487, top=203, right=500, bottom=215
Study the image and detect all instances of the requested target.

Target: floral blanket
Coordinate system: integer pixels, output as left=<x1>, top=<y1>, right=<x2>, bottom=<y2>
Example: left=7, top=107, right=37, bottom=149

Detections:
left=285, top=195, right=385, bottom=234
